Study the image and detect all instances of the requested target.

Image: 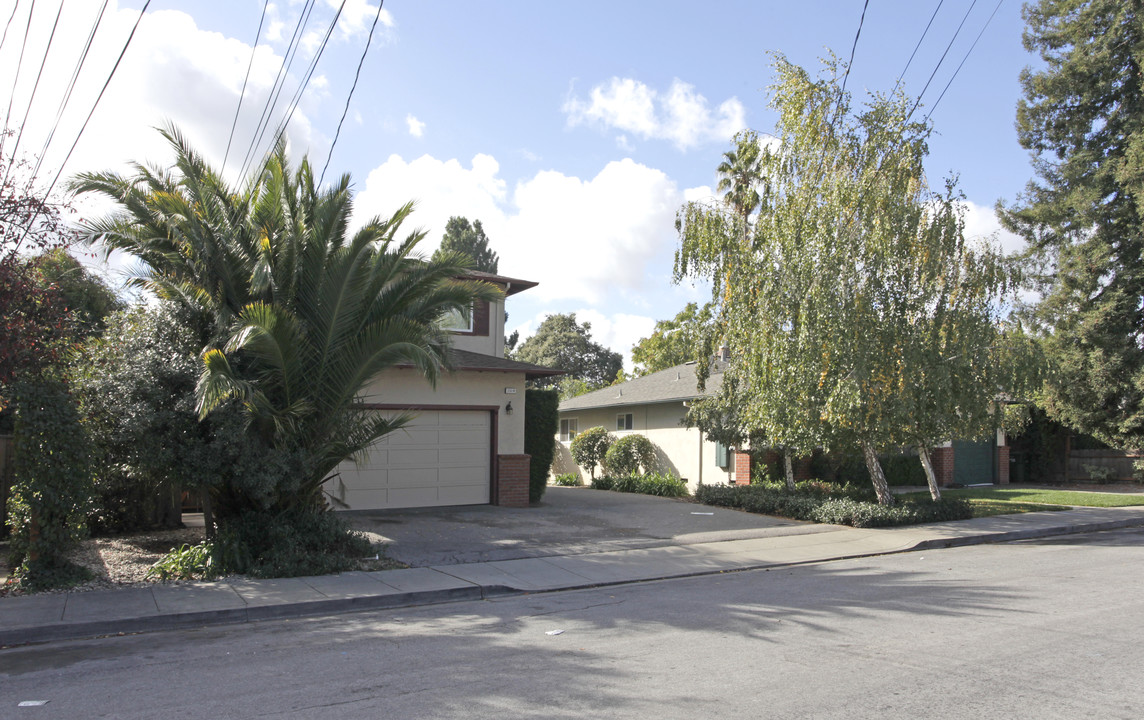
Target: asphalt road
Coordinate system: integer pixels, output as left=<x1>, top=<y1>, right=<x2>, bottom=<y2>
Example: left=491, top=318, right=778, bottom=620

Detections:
left=3, top=528, right=1143, bottom=719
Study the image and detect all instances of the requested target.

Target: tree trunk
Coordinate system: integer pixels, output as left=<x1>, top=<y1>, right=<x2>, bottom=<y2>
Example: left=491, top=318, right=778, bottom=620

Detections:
left=202, top=490, right=215, bottom=541
left=917, top=445, right=942, bottom=501
left=783, top=448, right=796, bottom=491
left=862, top=442, right=895, bottom=505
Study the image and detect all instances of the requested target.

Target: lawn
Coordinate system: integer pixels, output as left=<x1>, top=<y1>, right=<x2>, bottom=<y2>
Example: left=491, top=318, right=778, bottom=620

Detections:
left=904, top=486, right=1144, bottom=510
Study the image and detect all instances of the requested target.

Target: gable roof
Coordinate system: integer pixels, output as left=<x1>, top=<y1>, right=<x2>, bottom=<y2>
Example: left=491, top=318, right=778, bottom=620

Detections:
left=464, top=270, right=539, bottom=297
left=559, top=361, right=726, bottom=411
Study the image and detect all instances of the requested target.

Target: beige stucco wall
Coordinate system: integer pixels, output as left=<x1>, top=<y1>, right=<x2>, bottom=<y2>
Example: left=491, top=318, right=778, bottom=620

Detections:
left=362, top=364, right=524, bottom=454
left=450, top=297, right=506, bottom=357
left=554, top=402, right=733, bottom=490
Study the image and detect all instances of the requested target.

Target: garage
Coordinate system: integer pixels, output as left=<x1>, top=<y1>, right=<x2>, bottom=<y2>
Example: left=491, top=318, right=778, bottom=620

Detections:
left=329, top=409, right=492, bottom=510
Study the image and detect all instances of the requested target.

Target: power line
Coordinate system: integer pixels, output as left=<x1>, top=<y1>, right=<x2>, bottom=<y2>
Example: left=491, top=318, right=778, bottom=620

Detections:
left=15, top=0, right=151, bottom=250
left=319, top=0, right=385, bottom=187
left=0, top=0, right=20, bottom=55
left=237, top=0, right=317, bottom=180
left=838, top=0, right=869, bottom=98
left=924, top=0, right=1005, bottom=121
left=222, top=0, right=270, bottom=175
left=893, top=0, right=945, bottom=96
left=7, top=0, right=66, bottom=189
left=906, top=0, right=980, bottom=122
left=249, top=0, right=346, bottom=180
left=0, top=0, right=36, bottom=165
left=30, top=0, right=110, bottom=185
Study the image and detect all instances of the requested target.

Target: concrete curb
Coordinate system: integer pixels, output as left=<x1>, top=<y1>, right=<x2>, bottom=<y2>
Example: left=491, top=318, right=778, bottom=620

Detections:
left=4, top=515, right=1142, bottom=648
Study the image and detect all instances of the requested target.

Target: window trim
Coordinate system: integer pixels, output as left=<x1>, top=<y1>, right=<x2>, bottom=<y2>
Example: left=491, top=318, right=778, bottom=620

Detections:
left=442, top=303, right=474, bottom=333
left=616, top=413, right=633, bottom=431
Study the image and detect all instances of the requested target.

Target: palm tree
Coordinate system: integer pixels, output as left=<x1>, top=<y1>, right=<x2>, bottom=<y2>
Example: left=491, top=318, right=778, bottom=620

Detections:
left=716, top=129, right=764, bottom=226
left=70, top=126, right=500, bottom=513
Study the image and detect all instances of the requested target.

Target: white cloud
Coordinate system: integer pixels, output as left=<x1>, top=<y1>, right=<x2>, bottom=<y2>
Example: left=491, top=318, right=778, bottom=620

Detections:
left=352, top=152, right=698, bottom=305
left=962, top=199, right=1026, bottom=256
left=326, top=0, right=395, bottom=38
left=564, top=77, right=746, bottom=151
left=0, top=2, right=319, bottom=188
left=406, top=114, right=426, bottom=137
left=569, top=309, right=657, bottom=371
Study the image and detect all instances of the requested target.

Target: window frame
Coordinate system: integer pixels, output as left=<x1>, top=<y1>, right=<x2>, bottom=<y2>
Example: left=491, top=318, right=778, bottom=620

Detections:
left=441, top=303, right=474, bottom=333
left=560, top=417, right=579, bottom=442
left=616, top=413, right=633, bottom=431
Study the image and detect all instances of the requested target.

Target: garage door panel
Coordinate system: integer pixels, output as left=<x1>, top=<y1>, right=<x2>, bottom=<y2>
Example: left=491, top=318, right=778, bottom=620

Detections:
left=330, top=409, right=491, bottom=510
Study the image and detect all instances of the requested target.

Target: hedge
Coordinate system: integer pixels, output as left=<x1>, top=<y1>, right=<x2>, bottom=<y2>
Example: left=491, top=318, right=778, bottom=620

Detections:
left=524, top=388, right=560, bottom=503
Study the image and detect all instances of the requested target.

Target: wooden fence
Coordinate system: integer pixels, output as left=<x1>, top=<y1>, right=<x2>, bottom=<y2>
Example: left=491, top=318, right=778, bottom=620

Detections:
left=1067, top=449, right=1142, bottom=482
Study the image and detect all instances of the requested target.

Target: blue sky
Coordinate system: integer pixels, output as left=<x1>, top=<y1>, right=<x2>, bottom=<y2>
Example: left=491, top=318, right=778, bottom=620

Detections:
left=2, top=0, right=1038, bottom=367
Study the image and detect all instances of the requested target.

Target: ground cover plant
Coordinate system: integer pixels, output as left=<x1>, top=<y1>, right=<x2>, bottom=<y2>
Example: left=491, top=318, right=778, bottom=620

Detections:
left=908, top=487, right=1144, bottom=509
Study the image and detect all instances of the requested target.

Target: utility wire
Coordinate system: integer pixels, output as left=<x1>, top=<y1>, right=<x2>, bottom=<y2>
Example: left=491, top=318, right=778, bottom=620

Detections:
left=924, top=0, right=1005, bottom=121
left=906, top=0, right=979, bottom=122
left=222, top=0, right=270, bottom=175
left=6, top=0, right=65, bottom=183
left=0, top=0, right=36, bottom=165
left=892, top=0, right=944, bottom=96
left=237, top=0, right=317, bottom=180
left=250, top=0, right=345, bottom=181
left=0, top=0, right=20, bottom=55
left=16, top=0, right=151, bottom=250
left=30, top=0, right=109, bottom=185
left=319, top=0, right=385, bottom=187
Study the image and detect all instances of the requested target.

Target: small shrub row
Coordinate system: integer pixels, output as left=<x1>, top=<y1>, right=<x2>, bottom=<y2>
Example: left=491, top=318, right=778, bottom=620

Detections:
left=695, top=482, right=972, bottom=528
left=553, top=473, right=583, bottom=487
left=147, top=541, right=216, bottom=581
left=591, top=472, right=689, bottom=498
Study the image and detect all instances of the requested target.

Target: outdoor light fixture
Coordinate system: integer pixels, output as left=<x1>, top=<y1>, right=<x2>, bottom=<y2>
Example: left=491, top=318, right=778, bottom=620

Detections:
left=505, top=401, right=513, bottom=415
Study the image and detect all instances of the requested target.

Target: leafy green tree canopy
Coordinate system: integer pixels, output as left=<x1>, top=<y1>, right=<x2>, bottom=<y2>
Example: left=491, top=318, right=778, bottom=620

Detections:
left=1001, top=0, right=1144, bottom=450
left=432, top=216, right=499, bottom=273
left=630, top=302, right=714, bottom=377
left=512, top=312, right=623, bottom=390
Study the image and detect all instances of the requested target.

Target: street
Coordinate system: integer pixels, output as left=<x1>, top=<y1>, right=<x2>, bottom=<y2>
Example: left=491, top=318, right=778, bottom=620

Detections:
left=3, top=528, right=1142, bottom=719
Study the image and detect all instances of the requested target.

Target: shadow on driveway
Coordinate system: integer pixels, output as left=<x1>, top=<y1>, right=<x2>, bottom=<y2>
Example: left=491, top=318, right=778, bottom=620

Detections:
left=343, top=486, right=836, bottom=566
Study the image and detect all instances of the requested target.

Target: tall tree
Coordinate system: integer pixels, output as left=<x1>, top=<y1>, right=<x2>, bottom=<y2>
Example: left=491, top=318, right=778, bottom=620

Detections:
left=433, top=216, right=499, bottom=273
left=72, top=127, right=499, bottom=522
left=512, top=313, right=622, bottom=390
left=677, top=55, right=1025, bottom=504
left=1000, top=0, right=1144, bottom=450
left=630, top=302, right=714, bottom=377
left=716, top=129, right=764, bottom=224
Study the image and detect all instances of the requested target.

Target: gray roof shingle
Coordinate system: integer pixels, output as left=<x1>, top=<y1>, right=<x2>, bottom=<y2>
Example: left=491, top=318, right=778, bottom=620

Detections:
left=558, top=361, right=725, bottom=411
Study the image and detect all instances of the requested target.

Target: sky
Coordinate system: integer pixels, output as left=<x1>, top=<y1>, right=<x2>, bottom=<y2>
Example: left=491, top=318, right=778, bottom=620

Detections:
left=0, top=0, right=1039, bottom=369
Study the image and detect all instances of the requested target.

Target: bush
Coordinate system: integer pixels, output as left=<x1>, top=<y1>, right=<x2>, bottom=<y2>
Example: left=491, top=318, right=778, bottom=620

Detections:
left=591, top=472, right=689, bottom=498
left=147, top=541, right=215, bottom=581
left=7, top=378, right=95, bottom=589
left=524, top=389, right=560, bottom=504
left=211, top=506, right=373, bottom=578
left=604, top=434, right=657, bottom=476
left=553, top=472, right=583, bottom=486
left=570, top=426, right=612, bottom=479
left=694, top=482, right=972, bottom=527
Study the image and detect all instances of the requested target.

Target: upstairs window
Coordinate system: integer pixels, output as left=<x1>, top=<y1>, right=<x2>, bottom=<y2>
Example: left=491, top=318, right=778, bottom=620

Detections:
left=616, top=413, right=633, bottom=431
left=441, top=304, right=474, bottom=332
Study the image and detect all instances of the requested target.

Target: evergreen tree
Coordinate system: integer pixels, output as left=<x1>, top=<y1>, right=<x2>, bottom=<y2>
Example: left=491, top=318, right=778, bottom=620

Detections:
left=433, top=216, right=499, bottom=273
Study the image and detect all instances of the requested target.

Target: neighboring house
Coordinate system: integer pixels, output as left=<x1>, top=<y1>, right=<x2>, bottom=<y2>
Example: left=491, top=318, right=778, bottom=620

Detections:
left=555, top=359, right=1011, bottom=490
left=554, top=361, right=743, bottom=491
left=325, top=271, right=561, bottom=511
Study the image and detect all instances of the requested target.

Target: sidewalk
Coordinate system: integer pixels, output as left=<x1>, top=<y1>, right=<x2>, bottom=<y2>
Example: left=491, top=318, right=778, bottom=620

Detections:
left=3, top=506, right=1143, bottom=647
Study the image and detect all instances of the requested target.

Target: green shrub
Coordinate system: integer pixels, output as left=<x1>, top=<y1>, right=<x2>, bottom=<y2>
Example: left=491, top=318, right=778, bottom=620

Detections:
left=147, top=541, right=215, bottom=581
left=570, top=426, right=612, bottom=479
left=553, top=472, right=583, bottom=486
left=604, top=434, right=657, bottom=476
left=524, top=388, right=560, bottom=504
left=695, top=482, right=972, bottom=528
left=591, top=472, right=689, bottom=498
left=211, top=506, right=373, bottom=578
left=7, top=378, right=95, bottom=589
left=591, top=475, right=615, bottom=491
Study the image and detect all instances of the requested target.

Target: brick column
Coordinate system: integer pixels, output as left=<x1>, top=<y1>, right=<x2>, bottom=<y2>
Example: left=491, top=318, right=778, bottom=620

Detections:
left=733, top=450, right=751, bottom=485
left=930, top=446, right=955, bottom=487
left=997, top=445, right=1010, bottom=485
left=496, top=454, right=531, bottom=507
left=794, top=456, right=814, bottom=481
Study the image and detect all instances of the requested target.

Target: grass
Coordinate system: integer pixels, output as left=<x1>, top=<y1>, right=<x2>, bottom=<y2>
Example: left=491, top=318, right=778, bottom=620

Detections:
left=903, top=486, right=1144, bottom=510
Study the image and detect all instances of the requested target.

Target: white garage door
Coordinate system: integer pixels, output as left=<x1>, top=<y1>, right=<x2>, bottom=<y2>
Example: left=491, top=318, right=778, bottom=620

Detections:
left=329, top=410, right=491, bottom=510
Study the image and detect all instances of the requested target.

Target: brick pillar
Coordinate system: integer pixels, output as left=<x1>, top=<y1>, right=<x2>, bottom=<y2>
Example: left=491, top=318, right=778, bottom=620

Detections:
left=793, top=456, right=814, bottom=481
left=997, top=444, right=1010, bottom=485
left=733, top=450, right=751, bottom=485
left=496, top=454, right=531, bottom=508
left=930, top=446, right=955, bottom=487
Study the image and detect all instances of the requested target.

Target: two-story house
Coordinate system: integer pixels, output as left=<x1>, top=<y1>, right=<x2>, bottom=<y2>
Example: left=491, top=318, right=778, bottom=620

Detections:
left=324, top=271, right=560, bottom=511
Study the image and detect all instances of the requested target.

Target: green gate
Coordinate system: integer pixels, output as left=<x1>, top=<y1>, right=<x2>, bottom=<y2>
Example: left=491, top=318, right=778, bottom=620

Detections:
left=953, top=439, right=995, bottom=485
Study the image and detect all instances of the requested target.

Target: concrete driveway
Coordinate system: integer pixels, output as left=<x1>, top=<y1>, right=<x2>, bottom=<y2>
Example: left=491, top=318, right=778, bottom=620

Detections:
left=344, top=486, right=833, bottom=566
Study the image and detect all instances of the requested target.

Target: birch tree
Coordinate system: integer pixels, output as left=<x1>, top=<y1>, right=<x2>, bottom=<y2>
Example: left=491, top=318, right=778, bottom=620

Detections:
left=676, top=55, right=1026, bottom=504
